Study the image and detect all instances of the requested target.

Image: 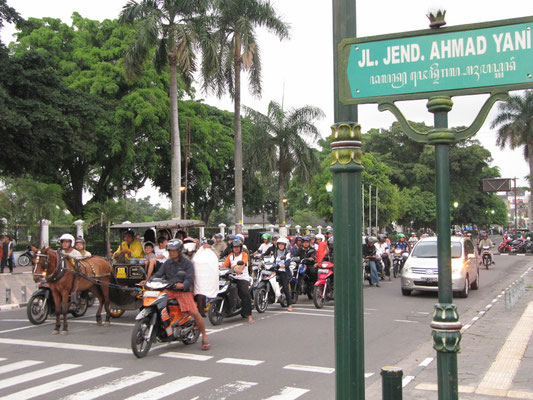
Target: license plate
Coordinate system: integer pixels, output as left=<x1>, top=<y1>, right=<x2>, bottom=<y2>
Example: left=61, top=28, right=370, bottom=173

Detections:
left=143, top=291, right=160, bottom=298
left=423, top=277, right=438, bottom=283
left=318, top=269, right=329, bottom=274
left=116, top=267, right=127, bottom=279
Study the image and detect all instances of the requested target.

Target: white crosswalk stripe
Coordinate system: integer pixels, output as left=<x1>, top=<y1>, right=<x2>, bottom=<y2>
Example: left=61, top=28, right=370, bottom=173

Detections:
left=122, top=376, right=211, bottom=400
left=2, top=367, right=120, bottom=400
left=0, top=360, right=43, bottom=376
left=0, top=363, right=80, bottom=391
left=263, top=386, right=310, bottom=399
left=59, top=371, right=164, bottom=400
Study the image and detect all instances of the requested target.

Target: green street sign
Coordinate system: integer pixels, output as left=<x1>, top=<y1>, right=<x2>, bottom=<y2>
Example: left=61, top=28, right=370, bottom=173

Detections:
left=339, top=16, right=533, bottom=104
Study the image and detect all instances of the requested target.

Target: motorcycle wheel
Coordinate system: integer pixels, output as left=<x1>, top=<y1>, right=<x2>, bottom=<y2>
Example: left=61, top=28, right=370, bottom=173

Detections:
left=208, top=300, right=224, bottom=326
left=108, top=308, right=125, bottom=318
left=393, top=263, right=399, bottom=278
left=483, top=257, right=490, bottom=270
left=254, top=287, right=269, bottom=313
left=71, top=294, right=89, bottom=317
left=290, top=282, right=299, bottom=304
left=131, top=316, right=154, bottom=358
left=183, top=325, right=201, bottom=345
left=18, top=254, right=31, bottom=267
left=27, top=294, right=49, bottom=325
left=313, top=285, right=326, bottom=309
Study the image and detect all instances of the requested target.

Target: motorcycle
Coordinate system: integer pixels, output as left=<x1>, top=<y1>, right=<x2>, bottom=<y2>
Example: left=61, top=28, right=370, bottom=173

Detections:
left=363, top=257, right=383, bottom=286
left=254, top=256, right=286, bottom=313
left=17, top=246, right=34, bottom=267
left=27, top=281, right=92, bottom=325
left=131, top=276, right=200, bottom=358
left=498, top=237, right=513, bottom=253
left=208, top=267, right=251, bottom=326
left=298, top=260, right=317, bottom=300
left=392, top=248, right=409, bottom=278
left=288, top=257, right=301, bottom=304
left=481, top=245, right=493, bottom=268
left=313, top=261, right=334, bottom=309
left=510, top=237, right=528, bottom=254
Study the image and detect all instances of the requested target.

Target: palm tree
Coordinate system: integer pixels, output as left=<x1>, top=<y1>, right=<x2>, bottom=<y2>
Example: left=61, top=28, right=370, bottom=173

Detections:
left=205, top=0, right=289, bottom=232
left=85, top=200, right=125, bottom=260
left=119, top=0, right=212, bottom=219
left=244, top=101, right=324, bottom=226
left=491, top=90, right=533, bottom=230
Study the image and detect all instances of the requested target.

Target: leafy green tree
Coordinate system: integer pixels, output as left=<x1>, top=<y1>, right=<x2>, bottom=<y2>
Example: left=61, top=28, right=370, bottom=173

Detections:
left=291, top=209, right=321, bottom=228
left=85, top=199, right=125, bottom=258
left=0, top=0, right=20, bottom=34
left=491, top=90, right=533, bottom=230
left=205, top=0, right=289, bottom=231
left=397, top=187, right=436, bottom=230
left=244, top=101, right=324, bottom=226
left=120, top=0, right=212, bottom=219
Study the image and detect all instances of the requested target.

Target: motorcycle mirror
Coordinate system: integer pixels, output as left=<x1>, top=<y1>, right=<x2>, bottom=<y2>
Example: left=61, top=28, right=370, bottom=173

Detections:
left=236, top=261, right=245, bottom=266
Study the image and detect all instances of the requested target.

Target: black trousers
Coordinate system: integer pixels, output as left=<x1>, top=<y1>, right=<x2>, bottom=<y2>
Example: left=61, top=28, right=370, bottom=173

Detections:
left=382, top=256, right=391, bottom=277
left=277, top=270, right=292, bottom=306
left=0, top=258, right=10, bottom=273
left=235, top=279, right=252, bottom=317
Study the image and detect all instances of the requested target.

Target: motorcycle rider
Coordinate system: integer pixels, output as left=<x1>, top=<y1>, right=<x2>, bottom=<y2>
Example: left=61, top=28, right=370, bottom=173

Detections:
left=59, top=234, right=83, bottom=260
left=264, top=234, right=280, bottom=256
left=478, top=232, right=495, bottom=265
left=375, top=234, right=391, bottom=281
left=271, top=237, right=293, bottom=312
left=290, top=236, right=303, bottom=257
left=254, top=233, right=272, bottom=256
left=212, top=233, right=227, bottom=257
left=221, top=239, right=253, bottom=323
left=394, top=234, right=411, bottom=253
left=326, top=237, right=334, bottom=262
left=298, top=237, right=317, bottom=295
left=408, top=232, right=419, bottom=246
left=153, top=239, right=210, bottom=350
left=363, top=236, right=380, bottom=287
left=220, top=235, right=236, bottom=259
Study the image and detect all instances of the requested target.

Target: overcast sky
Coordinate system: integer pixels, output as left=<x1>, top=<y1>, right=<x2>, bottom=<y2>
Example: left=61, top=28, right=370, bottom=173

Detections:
left=2, top=0, right=532, bottom=206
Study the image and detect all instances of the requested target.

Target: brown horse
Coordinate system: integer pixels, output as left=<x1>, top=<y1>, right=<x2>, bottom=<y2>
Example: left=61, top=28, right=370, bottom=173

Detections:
left=32, top=247, right=113, bottom=334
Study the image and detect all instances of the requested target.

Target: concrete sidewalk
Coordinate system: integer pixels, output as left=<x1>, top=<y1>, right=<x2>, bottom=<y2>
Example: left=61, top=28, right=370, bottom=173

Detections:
left=403, top=264, right=533, bottom=399
left=0, top=265, right=37, bottom=311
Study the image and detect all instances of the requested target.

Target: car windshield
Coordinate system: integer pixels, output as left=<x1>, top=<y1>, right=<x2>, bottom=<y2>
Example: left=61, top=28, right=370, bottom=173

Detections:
left=411, top=241, right=462, bottom=258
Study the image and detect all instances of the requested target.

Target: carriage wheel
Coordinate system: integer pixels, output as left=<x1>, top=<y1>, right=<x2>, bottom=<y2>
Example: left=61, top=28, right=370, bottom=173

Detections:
left=108, top=308, right=125, bottom=318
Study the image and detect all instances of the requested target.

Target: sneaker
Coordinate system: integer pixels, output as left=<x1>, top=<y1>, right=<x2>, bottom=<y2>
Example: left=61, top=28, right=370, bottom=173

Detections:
left=376, top=284, right=381, bottom=287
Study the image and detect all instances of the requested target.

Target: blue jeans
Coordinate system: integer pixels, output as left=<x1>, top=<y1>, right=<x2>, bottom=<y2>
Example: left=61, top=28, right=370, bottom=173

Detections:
left=369, top=260, right=379, bottom=285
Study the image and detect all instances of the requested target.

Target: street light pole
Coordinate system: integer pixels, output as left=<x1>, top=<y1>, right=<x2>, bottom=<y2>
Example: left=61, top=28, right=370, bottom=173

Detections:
left=331, top=1, right=364, bottom=399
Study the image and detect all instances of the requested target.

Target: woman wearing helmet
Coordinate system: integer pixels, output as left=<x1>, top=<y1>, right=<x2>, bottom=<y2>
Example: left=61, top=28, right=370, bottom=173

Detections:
left=74, top=237, right=91, bottom=257
left=255, top=233, right=272, bottom=256
left=221, top=239, right=253, bottom=323
left=59, top=234, right=83, bottom=260
left=272, top=237, right=293, bottom=311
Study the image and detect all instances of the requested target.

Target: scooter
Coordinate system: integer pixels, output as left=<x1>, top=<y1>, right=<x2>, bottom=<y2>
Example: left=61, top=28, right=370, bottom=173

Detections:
left=313, top=261, right=334, bottom=309
left=481, top=245, right=493, bottom=269
left=208, top=266, right=251, bottom=325
left=298, top=260, right=317, bottom=300
left=254, top=256, right=286, bottom=313
left=363, top=257, right=383, bottom=286
left=17, top=246, right=34, bottom=267
left=392, top=248, right=409, bottom=278
left=131, top=276, right=200, bottom=358
left=288, top=257, right=300, bottom=304
left=26, top=281, right=92, bottom=325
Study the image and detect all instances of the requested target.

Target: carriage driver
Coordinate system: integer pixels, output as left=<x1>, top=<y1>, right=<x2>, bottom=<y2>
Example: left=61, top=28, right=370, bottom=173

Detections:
left=113, top=229, right=144, bottom=264
left=59, top=234, right=83, bottom=260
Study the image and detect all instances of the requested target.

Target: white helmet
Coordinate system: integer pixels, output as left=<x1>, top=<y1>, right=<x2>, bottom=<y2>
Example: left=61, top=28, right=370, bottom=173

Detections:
left=277, top=237, right=289, bottom=246
left=316, top=234, right=325, bottom=242
left=59, top=233, right=75, bottom=247
left=235, top=234, right=245, bottom=241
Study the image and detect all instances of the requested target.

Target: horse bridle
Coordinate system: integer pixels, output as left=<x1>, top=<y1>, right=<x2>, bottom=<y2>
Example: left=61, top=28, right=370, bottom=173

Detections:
left=33, top=250, right=67, bottom=283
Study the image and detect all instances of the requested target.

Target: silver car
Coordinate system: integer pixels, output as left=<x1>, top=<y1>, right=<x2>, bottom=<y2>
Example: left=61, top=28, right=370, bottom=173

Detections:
left=400, top=236, right=480, bottom=298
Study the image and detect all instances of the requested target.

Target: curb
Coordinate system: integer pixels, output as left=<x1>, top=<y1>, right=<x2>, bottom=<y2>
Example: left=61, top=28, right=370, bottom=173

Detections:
left=495, top=253, right=533, bottom=256
left=0, top=304, right=20, bottom=311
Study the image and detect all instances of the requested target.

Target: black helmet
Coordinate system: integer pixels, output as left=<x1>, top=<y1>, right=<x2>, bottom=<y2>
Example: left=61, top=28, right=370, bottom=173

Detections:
left=167, top=239, right=183, bottom=251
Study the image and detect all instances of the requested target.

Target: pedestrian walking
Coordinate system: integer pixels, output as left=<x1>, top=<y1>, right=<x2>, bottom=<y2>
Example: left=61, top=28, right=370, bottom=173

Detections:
left=192, top=240, right=219, bottom=317
left=1, top=235, right=13, bottom=273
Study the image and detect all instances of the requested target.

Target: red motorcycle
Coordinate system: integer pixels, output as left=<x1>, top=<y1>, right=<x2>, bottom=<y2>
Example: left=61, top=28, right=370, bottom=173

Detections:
left=498, top=237, right=512, bottom=253
left=313, top=261, right=334, bottom=309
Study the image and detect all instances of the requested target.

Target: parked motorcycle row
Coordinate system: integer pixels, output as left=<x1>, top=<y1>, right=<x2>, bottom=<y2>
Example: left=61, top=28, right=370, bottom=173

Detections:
left=498, top=235, right=533, bottom=254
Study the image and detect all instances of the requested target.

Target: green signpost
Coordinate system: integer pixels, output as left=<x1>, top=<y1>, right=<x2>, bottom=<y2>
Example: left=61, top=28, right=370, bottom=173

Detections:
left=339, top=16, right=533, bottom=104
left=331, top=9, right=533, bottom=400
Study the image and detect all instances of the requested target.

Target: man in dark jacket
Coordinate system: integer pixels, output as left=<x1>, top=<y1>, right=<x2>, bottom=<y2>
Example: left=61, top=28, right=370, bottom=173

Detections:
left=154, top=239, right=210, bottom=350
left=298, top=237, right=317, bottom=296
left=363, top=237, right=380, bottom=287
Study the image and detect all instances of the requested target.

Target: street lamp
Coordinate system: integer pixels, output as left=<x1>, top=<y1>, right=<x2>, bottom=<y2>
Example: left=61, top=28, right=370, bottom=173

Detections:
left=326, top=182, right=333, bottom=193
left=453, top=201, right=459, bottom=208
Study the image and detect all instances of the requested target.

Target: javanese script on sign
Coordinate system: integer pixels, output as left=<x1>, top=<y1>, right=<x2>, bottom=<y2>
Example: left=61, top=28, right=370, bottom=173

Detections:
left=340, top=17, right=533, bottom=104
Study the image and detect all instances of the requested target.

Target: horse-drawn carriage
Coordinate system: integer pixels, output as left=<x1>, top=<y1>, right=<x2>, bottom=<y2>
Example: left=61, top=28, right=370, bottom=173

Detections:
left=28, top=219, right=205, bottom=331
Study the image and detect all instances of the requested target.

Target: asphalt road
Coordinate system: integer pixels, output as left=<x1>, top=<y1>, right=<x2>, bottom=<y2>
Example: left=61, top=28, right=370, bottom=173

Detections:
left=0, top=254, right=530, bottom=399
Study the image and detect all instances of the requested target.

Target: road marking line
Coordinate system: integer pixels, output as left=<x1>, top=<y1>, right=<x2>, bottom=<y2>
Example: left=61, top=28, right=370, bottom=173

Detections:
left=206, top=323, right=244, bottom=335
left=262, top=386, right=310, bottom=400
left=160, top=352, right=213, bottom=361
left=205, top=381, right=258, bottom=399
left=291, top=307, right=333, bottom=313
left=365, top=373, right=375, bottom=378
left=471, top=316, right=479, bottom=322
left=394, top=319, right=419, bottom=324
left=0, top=338, right=130, bottom=354
left=415, top=382, right=476, bottom=393
left=402, top=376, right=415, bottom=387
left=416, top=311, right=431, bottom=315
left=0, top=363, right=80, bottom=390
left=419, top=357, right=433, bottom=367
left=0, top=358, right=6, bottom=362
left=283, top=364, right=334, bottom=374
left=461, top=324, right=472, bottom=332
left=476, top=302, right=533, bottom=395
left=270, top=310, right=334, bottom=318
left=492, top=298, right=498, bottom=303
left=123, top=376, right=210, bottom=400
left=486, top=304, right=493, bottom=309
left=0, top=360, right=43, bottom=375
left=59, top=370, right=163, bottom=400
left=216, top=358, right=264, bottom=366
left=3, top=367, right=121, bottom=400
left=479, top=311, right=486, bottom=315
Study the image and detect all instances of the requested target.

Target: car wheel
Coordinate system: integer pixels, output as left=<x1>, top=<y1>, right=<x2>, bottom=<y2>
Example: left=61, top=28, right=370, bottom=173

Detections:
left=401, top=288, right=412, bottom=296
left=458, top=275, right=469, bottom=298
left=470, top=270, right=480, bottom=290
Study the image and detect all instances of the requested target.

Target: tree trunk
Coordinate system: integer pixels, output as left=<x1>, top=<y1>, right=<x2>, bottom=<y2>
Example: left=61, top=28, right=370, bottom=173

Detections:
left=278, top=154, right=289, bottom=227
left=515, top=141, right=533, bottom=231
left=169, top=38, right=182, bottom=219
left=233, top=34, right=243, bottom=233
